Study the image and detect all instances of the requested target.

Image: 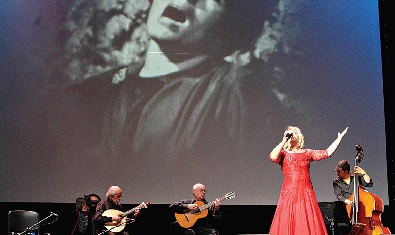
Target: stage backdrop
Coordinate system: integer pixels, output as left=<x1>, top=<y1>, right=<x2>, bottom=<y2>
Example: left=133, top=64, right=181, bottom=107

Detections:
left=0, top=0, right=388, bottom=205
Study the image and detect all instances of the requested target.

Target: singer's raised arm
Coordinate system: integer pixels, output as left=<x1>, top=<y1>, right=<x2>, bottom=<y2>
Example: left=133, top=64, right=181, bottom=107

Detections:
left=326, top=127, right=349, bottom=157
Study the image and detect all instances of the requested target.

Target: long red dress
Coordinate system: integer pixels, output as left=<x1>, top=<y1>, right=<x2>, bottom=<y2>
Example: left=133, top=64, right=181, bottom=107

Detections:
left=269, top=149, right=329, bottom=235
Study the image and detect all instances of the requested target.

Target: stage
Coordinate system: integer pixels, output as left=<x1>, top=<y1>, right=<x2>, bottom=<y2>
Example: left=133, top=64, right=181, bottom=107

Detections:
left=3, top=202, right=394, bottom=235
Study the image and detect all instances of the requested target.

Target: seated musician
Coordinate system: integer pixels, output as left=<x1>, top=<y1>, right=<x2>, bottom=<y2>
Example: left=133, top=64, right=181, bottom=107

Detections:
left=75, top=193, right=101, bottom=235
left=169, top=183, right=221, bottom=235
left=332, top=160, right=373, bottom=235
left=93, top=186, right=140, bottom=235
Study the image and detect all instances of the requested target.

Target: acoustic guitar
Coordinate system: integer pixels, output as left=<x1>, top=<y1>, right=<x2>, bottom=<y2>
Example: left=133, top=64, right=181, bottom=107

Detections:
left=175, top=191, right=237, bottom=228
left=103, top=202, right=150, bottom=232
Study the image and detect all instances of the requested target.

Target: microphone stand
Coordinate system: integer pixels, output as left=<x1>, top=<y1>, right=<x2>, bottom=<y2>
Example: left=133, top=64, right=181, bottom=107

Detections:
left=329, top=217, right=335, bottom=235
left=323, top=215, right=335, bottom=235
left=16, top=213, right=57, bottom=235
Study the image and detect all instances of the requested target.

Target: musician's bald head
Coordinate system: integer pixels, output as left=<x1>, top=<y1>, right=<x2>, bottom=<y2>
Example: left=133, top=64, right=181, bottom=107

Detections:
left=192, top=183, right=207, bottom=201
left=193, top=183, right=205, bottom=191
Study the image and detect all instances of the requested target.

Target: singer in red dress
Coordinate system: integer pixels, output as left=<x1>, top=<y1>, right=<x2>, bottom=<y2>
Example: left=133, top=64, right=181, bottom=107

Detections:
left=269, top=126, right=348, bottom=235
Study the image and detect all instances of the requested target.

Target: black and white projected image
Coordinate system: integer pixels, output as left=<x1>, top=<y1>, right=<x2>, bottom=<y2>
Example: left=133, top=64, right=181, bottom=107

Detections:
left=0, top=0, right=388, bottom=205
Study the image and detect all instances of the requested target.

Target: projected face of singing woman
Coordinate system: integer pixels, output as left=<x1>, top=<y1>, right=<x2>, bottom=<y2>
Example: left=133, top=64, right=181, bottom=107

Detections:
left=146, top=0, right=226, bottom=50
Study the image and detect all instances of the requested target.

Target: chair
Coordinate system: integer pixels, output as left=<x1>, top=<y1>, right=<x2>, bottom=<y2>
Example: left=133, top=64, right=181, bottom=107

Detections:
left=169, top=222, right=197, bottom=235
left=8, top=210, right=40, bottom=235
left=184, top=229, right=196, bottom=235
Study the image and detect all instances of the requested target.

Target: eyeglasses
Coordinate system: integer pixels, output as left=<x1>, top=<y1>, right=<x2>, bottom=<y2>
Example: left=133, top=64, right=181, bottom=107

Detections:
left=197, top=189, right=206, bottom=193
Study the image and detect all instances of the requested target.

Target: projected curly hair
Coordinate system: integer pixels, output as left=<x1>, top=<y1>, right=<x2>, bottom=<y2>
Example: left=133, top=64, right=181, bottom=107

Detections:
left=54, top=0, right=300, bottom=85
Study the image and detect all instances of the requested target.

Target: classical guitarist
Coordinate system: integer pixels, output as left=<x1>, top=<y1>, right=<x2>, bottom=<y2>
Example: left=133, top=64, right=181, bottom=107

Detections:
left=93, top=186, right=140, bottom=235
left=169, top=183, right=221, bottom=235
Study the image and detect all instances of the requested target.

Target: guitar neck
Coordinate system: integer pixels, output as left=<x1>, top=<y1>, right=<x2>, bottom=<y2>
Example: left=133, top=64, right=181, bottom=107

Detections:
left=122, top=205, right=139, bottom=217
left=122, top=208, right=135, bottom=217
left=122, top=202, right=148, bottom=217
left=199, top=196, right=226, bottom=211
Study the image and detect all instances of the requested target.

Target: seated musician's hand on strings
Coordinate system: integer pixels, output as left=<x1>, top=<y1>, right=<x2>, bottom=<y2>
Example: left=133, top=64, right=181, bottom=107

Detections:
left=214, top=198, right=221, bottom=210
left=187, top=203, right=198, bottom=211
left=345, top=199, right=354, bottom=207
left=112, top=216, right=123, bottom=223
left=353, top=166, right=366, bottom=176
left=133, top=208, right=140, bottom=217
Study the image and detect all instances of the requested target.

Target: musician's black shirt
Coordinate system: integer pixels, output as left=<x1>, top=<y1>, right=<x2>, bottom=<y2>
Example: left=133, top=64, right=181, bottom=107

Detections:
left=93, top=199, right=130, bottom=235
left=333, top=175, right=373, bottom=202
left=169, top=198, right=221, bottom=234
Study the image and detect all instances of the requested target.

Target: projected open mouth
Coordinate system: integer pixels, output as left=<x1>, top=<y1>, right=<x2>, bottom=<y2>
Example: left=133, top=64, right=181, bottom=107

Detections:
left=162, top=5, right=186, bottom=23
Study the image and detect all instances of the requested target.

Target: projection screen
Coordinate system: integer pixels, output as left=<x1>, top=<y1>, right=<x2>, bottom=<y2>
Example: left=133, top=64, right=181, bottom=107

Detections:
left=0, top=0, right=388, bottom=205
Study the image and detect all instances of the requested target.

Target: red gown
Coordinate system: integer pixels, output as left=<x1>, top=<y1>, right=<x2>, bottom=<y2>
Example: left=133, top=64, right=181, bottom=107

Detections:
left=269, top=149, right=329, bottom=235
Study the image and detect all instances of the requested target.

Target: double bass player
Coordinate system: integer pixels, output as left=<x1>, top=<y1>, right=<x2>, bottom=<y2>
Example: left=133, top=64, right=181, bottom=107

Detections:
left=333, top=152, right=391, bottom=235
left=333, top=160, right=373, bottom=235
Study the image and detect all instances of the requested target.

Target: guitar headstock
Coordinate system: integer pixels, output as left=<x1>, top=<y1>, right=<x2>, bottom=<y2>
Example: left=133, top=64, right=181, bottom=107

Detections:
left=225, top=192, right=237, bottom=200
left=140, top=202, right=150, bottom=209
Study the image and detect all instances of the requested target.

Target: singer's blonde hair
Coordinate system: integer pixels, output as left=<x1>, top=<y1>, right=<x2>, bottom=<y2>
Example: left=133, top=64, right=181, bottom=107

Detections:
left=283, top=126, right=304, bottom=150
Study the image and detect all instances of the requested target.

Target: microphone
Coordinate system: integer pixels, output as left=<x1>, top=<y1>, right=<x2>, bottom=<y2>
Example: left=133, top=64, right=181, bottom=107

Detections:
left=50, top=211, right=58, bottom=217
left=285, top=133, right=293, bottom=139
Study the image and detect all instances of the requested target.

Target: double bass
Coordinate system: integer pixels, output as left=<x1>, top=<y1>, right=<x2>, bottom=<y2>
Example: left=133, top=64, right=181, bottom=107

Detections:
left=345, top=145, right=391, bottom=235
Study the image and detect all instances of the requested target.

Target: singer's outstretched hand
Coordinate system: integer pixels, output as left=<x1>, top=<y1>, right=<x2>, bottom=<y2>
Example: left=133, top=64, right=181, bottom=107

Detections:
left=327, top=127, right=348, bottom=156
left=338, top=127, right=348, bottom=138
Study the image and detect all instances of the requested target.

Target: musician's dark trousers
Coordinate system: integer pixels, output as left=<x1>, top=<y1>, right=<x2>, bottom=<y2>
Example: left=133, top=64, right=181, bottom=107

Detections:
left=191, top=228, right=219, bottom=235
left=170, top=222, right=219, bottom=235
left=106, top=232, right=129, bottom=235
left=336, top=222, right=351, bottom=235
